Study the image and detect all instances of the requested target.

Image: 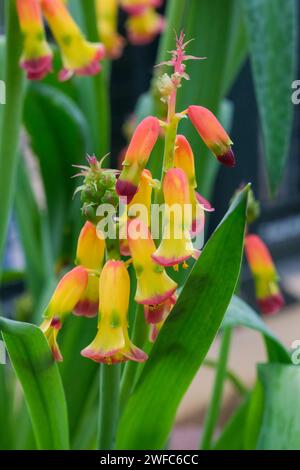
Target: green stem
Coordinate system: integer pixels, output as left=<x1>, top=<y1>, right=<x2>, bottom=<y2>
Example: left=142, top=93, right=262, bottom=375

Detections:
left=162, top=115, right=180, bottom=175
left=80, top=0, right=110, bottom=157
left=98, top=363, right=121, bottom=450
left=200, top=327, right=233, bottom=450
left=0, top=0, right=25, bottom=265
left=203, top=358, right=248, bottom=397
left=119, top=304, right=148, bottom=413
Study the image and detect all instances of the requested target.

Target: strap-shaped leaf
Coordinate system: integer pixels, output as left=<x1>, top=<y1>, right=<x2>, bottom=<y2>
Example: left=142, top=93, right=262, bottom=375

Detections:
left=116, top=186, right=249, bottom=450
left=243, top=0, right=297, bottom=194
left=0, top=318, right=69, bottom=450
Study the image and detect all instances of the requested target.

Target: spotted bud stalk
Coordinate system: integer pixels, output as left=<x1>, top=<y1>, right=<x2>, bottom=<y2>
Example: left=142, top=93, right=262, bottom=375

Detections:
left=41, top=266, right=89, bottom=361
left=245, top=234, right=284, bottom=315
left=116, top=116, right=160, bottom=202
left=16, top=0, right=52, bottom=80
left=152, top=168, right=195, bottom=266
left=40, top=0, right=105, bottom=81
left=81, top=260, right=147, bottom=364
left=127, top=219, right=177, bottom=305
left=188, top=106, right=235, bottom=167
left=73, top=221, right=105, bottom=318
left=126, top=7, right=165, bottom=46
left=95, top=0, right=125, bottom=60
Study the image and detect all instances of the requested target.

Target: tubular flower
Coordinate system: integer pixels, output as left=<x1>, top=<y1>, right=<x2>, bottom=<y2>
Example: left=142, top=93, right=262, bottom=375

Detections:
left=120, top=0, right=163, bottom=15
left=16, top=0, right=52, bottom=80
left=174, top=135, right=214, bottom=236
left=152, top=168, right=195, bottom=267
left=40, top=0, right=105, bottom=81
left=188, top=106, right=235, bottom=167
left=126, top=8, right=165, bottom=46
left=73, top=221, right=105, bottom=317
left=40, top=266, right=89, bottom=361
left=120, top=169, right=154, bottom=256
left=95, top=0, right=125, bottom=60
left=245, top=234, right=284, bottom=315
left=81, top=261, right=147, bottom=364
left=148, top=295, right=176, bottom=343
left=116, top=116, right=160, bottom=202
left=127, top=219, right=177, bottom=305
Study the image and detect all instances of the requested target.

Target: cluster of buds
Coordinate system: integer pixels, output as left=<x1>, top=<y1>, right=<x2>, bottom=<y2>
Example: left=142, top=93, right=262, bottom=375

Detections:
left=95, top=0, right=165, bottom=56
left=16, top=0, right=105, bottom=81
left=41, top=32, right=239, bottom=364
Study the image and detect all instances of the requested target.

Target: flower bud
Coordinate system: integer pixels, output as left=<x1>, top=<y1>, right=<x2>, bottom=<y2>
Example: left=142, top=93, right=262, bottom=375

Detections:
left=188, top=105, right=235, bottom=167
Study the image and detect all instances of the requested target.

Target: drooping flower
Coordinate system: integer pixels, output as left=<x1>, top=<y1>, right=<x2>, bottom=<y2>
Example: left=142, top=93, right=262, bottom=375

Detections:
left=174, top=135, right=214, bottom=236
left=41, top=266, right=89, bottom=361
left=40, top=0, right=105, bottom=81
left=116, top=116, right=160, bottom=202
left=73, top=221, right=105, bottom=317
left=127, top=219, right=177, bottom=305
left=188, top=105, right=235, bottom=167
left=120, top=0, right=163, bottom=15
left=120, top=169, right=154, bottom=256
left=148, top=295, right=176, bottom=343
left=126, top=8, right=165, bottom=46
left=244, top=234, right=284, bottom=315
left=16, top=0, right=53, bottom=80
left=81, top=260, right=147, bottom=364
left=152, top=168, right=195, bottom=266
left=95, top=0, right=125, bottom=59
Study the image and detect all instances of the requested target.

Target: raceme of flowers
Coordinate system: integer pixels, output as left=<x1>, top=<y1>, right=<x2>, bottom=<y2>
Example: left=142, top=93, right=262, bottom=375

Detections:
left=16, top=0, right=165, bottom=81
left=39, top=32, right=242, bottom=364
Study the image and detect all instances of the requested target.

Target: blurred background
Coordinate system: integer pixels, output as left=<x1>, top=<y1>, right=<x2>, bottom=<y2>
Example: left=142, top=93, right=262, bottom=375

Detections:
left=0, top=0, right=299, bottom=449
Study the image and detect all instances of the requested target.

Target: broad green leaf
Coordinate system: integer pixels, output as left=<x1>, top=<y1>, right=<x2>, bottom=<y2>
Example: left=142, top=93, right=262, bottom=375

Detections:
left=116, top=186, right=249, bottom=450
left=23, top=84, right=89, bottom=257
left=0, top=317, right=69, bottom=450
left=256, top=363, right=300, bottom=450
left=242, top=0, right=297, bottom=194
left=223, top=296, right=291, bottom=364
left=0, top=366, right=13, bottom=449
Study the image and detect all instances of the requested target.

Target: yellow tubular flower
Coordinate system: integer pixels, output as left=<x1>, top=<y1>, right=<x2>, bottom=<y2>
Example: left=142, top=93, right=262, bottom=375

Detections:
left=127, top=219, right=177, bottom=305
left=126, top=7, right=165, bottom=46
left=81, top=260, right=147, bottom=364
left=152, top=168, right=195, bottom=267
left=120, top=0, right=163, bottom=15
left=73, top=221, right=105, bottom=317
left=16, top=0, right=52, bottom=80
left=95, top=0, right=125, bottom=59
left=40, top=0, right=105, bottom=81
left=41, top=266, right=89, bottom=361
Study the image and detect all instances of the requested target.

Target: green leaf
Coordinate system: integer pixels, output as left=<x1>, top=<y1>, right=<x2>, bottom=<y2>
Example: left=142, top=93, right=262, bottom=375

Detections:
left=223, top=296, right=291, bottom=364
left=0, top=317, right=69, bottom=450
left=116, top=186, right=249, bottom=450
left=242, top=0, right=297, bottom=195
left=256, top=363, right=300, bottom=450
left=23, top=84, right=89, bottom=256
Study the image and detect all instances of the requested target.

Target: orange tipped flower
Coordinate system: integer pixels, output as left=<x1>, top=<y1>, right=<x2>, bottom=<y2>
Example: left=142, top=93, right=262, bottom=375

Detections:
left=41, top=266, right=88, bottom=360
left=128, top=219, right=177, bottom=305
left=16, top=0, right=52, bottom=80
left=41, top=0, right=105, bottom=81
left=126, top=7, right=165, bottom=45
left=73, top=222, right=105, bottom=317
left=120, top=169, right=154, bottom=256
left=188, top=106, right=235, bottom=167
left=116, top=116, right=160, bottom=202
left=81, top=260, right=147, bottom=364
left=174, top=135, right=214, bottom=237
left=152, top=168, right=195, bottom=266
left=95, top=0, right=125, bottom=60
left=245, top=234, right=284, bottom=315
left=120, top=0, right=163, bottom=15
